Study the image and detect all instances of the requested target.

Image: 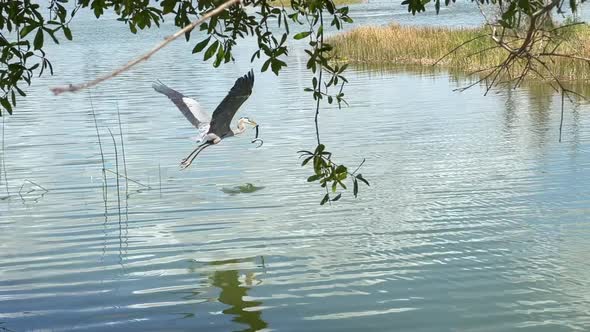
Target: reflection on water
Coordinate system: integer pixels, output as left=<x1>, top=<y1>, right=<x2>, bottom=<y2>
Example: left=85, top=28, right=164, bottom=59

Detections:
left=355, top=62, right=589, bottom=149
left=209, top=259, right=267, bottom=332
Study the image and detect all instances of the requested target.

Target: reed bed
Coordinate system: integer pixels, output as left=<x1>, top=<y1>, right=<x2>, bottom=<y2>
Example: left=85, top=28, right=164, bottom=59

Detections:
left=328, top=23, right=590, bottom=80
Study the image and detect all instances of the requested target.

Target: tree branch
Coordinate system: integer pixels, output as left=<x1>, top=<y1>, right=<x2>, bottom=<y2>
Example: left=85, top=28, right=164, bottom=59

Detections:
left=50, top=0, right=241, bottom=95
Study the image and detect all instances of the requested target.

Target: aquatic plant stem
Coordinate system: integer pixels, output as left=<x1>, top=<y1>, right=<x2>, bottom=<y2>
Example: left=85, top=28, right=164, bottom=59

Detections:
left=49, top=0, right=241, bottom=95
left=116, top=104, right=128, bottom=198
left=107, top=128, right=123, bottom=242
left=158, top=163, right=162, bottom=195
left=89, top=93, right=108, bottom=205
left=559, top=88, right=565, bottom=142
left=104, top=169, right=151, bottom=189
left=2, top=116, right=9, bottom=196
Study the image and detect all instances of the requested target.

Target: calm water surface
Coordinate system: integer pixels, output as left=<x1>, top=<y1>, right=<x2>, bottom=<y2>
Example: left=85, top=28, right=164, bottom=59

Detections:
left=1, top=3, right=590, bottom=332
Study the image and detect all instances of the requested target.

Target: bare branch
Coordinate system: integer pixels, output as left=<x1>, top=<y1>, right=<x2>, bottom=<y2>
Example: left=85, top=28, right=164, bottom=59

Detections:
left=538, top=52, right=590, bottom=63
left=50, top=0, right=241, bottom=95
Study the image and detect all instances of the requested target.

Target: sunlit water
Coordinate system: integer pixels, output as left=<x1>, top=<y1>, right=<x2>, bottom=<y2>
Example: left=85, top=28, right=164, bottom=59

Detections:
left=1, top=3, right=590, bottom=332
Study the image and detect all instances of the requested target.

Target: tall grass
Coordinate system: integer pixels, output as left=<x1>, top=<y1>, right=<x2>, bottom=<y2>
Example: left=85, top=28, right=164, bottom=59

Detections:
left=328, top=23, right=590, bottom=80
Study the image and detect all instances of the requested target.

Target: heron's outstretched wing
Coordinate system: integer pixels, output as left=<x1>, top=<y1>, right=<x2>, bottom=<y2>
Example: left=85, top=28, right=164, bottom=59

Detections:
left=153, top=81, right=211, bottom=128
left=208, top=70, right=254, bottom=136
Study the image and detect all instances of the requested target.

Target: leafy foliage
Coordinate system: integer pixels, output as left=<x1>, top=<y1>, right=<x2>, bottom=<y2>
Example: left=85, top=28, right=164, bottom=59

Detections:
left=0, top=0, right=586, bottom=203
left=0, top=0, right=362, bottom=203
left=0, top=0, right=75, bottom=115
left=299, top=144, right=369, bottom=204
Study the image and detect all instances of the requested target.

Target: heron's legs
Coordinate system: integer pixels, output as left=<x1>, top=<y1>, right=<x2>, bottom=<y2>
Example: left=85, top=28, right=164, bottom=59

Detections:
left=180, top=141, right=213, bottom=169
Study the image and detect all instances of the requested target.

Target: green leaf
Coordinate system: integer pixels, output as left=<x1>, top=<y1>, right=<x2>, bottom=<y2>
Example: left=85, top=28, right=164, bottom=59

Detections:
left=314, top=144, right=325, bottom=154
left=332, top=193, right=342, bottom=201
left=44, top=28, right=60, bottom=44
left=204, top=40, right=219, bottom=61
left=307, top=174, right=321, bottom=182
left=302, top=156, right=313, bottom=166
left=271, top=59, right=283, bottom=75
left=0, top=97, right=13, bottom=115
left=335, top=165, right=347, bottom=174
left=192, top=36, right=210, bottom=54
left=63, top=26, right=72, bottom=40
left=356, top=174, right=370, bottom=186
left=293, top=31, right=311, bottom=40
left=320, top=193, right=330, bottom=205
left=353, top=179, right=359, bottom=197
left=15, top=85, right=26, bottom=96
left=313, top=156, right=322, bottom=175
left=33, top=29, right=44, bottom=50
left=213, top=46, right=225, bottom=67
left=261, top=58, right=271, bottom=72
left=20, top=24, right=38, bottom=38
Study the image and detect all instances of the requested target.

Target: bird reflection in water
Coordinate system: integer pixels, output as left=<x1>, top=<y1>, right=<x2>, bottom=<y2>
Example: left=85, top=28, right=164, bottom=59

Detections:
left=209, top=258, right=267, bottom=332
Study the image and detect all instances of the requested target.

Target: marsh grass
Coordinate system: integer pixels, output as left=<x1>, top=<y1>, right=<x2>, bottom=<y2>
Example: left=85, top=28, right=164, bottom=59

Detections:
left=328, top=23, right=590, bottom=80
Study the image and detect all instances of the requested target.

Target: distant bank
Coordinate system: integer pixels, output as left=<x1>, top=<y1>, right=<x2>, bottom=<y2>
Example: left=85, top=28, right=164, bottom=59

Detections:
left=328, top=22, right=590, bottom=80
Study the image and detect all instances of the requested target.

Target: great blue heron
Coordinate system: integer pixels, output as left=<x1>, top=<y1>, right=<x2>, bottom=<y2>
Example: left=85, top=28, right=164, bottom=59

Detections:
left=153, top=70, right=261, bottom=169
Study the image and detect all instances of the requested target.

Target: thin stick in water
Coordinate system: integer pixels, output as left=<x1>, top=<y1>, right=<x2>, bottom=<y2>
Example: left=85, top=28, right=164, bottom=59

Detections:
left=89, top=92, right=108, bottom=207
left=559, top=88, right=565, bottom=143
left=107, top=128, right=123, bottom=229
left=105, top=169, right=152, bottom=189
left=2, top=116, right=9, bottom=196
left=158, top=163, right=162, bottom=195
left=116, top=104, right=129, bottom=198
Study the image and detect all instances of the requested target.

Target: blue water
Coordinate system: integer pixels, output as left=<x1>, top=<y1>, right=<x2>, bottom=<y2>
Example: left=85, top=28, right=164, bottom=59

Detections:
left=1, top=2, right=590, bottom=331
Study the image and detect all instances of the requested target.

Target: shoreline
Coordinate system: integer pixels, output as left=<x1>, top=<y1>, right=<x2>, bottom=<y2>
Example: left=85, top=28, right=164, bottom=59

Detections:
left=328, top=23, right=590, bottom=81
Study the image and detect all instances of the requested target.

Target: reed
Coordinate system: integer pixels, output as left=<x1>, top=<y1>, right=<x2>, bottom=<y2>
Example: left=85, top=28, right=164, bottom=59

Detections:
left=116, top=104, right=129, bottom=198
left=107, top=128, right=123, bottom=229
left=328, top=23, right=590, bottom=80
left=1, top=116, right=8, bottom=196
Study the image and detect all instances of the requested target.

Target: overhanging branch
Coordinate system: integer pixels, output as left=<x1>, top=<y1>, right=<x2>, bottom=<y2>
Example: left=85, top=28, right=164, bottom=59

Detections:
left=50, top=0, right=241, bottom=95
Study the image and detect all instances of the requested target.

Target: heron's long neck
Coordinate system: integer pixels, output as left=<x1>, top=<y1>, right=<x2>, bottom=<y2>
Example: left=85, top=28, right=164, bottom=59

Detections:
left=232, top=122, right=246, bottom=135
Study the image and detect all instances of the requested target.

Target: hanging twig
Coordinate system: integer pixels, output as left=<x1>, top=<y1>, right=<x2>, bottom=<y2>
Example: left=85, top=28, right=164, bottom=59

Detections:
left=50, top=0, right=241, bottom=95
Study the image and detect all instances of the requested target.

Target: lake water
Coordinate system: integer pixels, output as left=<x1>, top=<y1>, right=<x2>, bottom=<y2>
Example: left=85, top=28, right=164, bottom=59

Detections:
left=1, top=2, right=590, bottom=332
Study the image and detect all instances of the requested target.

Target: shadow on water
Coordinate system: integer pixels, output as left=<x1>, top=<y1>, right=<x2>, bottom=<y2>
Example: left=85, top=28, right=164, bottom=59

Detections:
left=186, top=257, right=268, bottom=332
left=221, top=183, right=265, bottom=196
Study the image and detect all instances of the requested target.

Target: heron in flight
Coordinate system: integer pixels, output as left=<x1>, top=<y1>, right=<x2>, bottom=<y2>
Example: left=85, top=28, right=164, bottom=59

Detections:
left=153, top=70, right=261, bottom=169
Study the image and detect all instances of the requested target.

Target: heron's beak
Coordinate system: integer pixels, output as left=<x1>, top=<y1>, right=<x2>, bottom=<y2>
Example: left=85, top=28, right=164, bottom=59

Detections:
left=249, top=120, right=258, bottom=126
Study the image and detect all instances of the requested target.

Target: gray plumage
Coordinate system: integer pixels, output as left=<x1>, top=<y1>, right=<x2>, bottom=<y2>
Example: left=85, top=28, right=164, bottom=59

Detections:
left=208, top=69, right=255, bottom=138
left=152, top=80, right=211, bottom=130
left=152, top=70, right=258, bottom=169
